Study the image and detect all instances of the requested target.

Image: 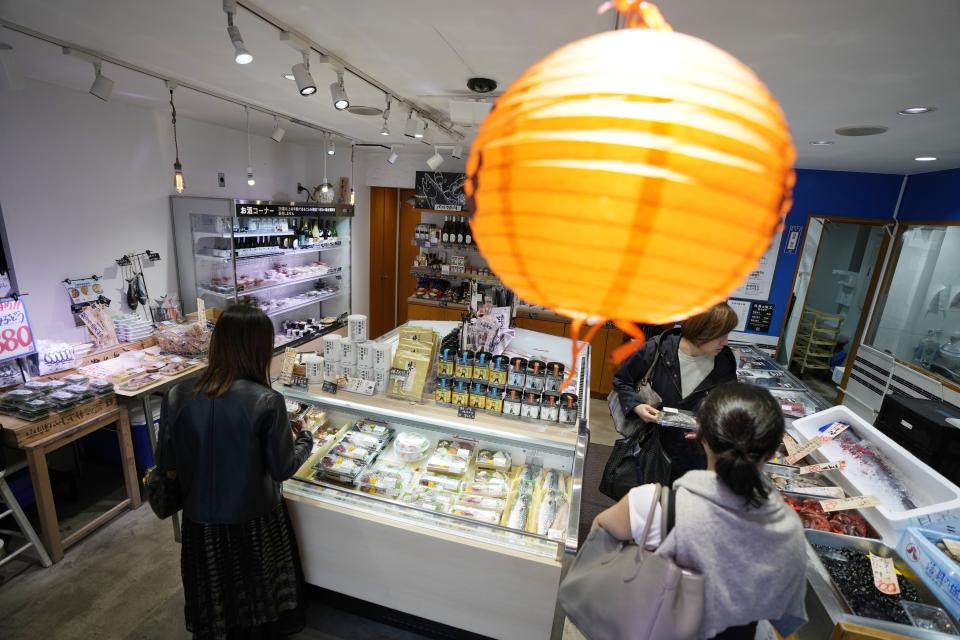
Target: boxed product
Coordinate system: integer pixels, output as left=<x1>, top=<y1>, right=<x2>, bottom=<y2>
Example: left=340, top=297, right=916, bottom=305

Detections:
left=898, top=528, right=960, bottom=620
left=314, top=454, right=367, bottom=484
left=477, top=449, right=512, bottom=472
left=393, top=431, right=431, bottom=461
left=426, top=439, right=477, bottom=476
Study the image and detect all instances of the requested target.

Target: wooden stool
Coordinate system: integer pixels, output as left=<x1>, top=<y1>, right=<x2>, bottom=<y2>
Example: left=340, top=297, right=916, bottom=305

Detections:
left=0, top=461, right=53, bottom=568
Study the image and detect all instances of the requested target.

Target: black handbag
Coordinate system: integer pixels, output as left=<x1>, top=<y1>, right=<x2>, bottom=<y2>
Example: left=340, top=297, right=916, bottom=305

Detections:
left=599, top=421, right=672, bottom=501
left=607, top=337, right=663, bottom=438
left=143, top=466, right=182, bottom=519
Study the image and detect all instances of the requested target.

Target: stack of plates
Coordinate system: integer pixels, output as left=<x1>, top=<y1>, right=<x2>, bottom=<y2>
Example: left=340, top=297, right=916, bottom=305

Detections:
left=114, top=315, right=154, bottom=343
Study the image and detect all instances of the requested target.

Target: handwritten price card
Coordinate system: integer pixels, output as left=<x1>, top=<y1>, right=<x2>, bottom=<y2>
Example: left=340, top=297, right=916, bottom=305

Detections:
left=785, top=423, right=849, bottom=464
left=0, top=298, right=36, bottom=362
left=868, top=554, right=901, bottom=595
left=819, top=495, right=880, bottom=512
left=798, top=460, right=847, bottom=475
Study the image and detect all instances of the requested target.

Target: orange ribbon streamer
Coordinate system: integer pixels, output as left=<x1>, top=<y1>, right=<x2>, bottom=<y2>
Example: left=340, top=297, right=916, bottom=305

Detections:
left=598, top=0, right=674, bottom=31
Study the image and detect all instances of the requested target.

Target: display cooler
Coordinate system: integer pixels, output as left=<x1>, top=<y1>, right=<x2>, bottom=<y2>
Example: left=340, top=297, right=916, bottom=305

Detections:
left=170, top=197, right=352, bottom=352
left=278, top=323, right=589, bottom=640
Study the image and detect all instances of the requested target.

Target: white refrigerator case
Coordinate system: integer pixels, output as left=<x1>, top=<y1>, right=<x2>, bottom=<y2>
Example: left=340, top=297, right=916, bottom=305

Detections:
left=281, top=324, right=590, bottom=640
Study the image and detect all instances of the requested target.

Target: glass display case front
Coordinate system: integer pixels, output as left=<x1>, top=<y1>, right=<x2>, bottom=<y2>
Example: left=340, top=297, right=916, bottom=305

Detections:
left=171, top=198, right=352, bottom=351
left=867, top=224, right=960, bottom=388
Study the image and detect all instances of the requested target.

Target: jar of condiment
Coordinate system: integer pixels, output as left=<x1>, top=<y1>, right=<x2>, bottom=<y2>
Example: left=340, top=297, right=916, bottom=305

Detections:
left=435, top=376, right=453, bottom=404
left=544, top=362, right=565, bottom=392
left=521, top=391, right=542, bottom=420
left=452, top=378, right=470, bottom=406
left=502, top=388, right=523, bottom=417
left=559, top=393, right=579, bottom=425
left=486, top=385, right=505, bottom=413
left=507, top=357, right=527, bottom=388
left=455, top=350, right=475, bottom=379
left=525, top=359, right=546, bottom=392
left=541, top=392, right=560, bottom=422
left=469, top=381, right=488, bottom=409
left=473, top=351, right=492, bottom=382
left=437, top=347, right=456, bottom=376
left=488, top=355, right=509, bottom=386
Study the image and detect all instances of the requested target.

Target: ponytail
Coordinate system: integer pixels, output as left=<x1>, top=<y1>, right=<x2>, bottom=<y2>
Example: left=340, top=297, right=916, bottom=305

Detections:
left=697, top=383, right=785, bottom=508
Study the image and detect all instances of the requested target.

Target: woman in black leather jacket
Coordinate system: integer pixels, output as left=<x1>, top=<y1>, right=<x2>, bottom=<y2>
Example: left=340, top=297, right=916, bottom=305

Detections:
left=157, top=305, right=313, bottom=639
left=613, top=303, right=738, bottom=481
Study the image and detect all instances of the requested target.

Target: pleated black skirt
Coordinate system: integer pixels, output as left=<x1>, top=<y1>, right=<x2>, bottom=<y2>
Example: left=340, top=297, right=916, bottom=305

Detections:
left=181, top=502, right=305, bottom=640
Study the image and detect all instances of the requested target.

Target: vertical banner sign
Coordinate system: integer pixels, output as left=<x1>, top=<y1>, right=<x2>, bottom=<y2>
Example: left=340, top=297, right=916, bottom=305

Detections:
left=0, top=298, right=37, bottom=362
left=196, top=297, right=206, bottom=325
left=784, top=225, right=803, bottom=255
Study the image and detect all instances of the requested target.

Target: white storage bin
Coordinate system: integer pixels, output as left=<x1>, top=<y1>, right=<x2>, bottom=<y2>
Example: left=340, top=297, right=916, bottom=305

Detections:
left=791, top=405, right=960, bottom=538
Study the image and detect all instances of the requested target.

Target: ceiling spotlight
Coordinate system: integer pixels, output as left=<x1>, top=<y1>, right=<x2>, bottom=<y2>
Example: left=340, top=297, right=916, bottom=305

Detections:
left=271, top=117, right=286, bottom=143
left=915, top=156, right=938, bottom=162
left=426, top=147, right=444, bottom=170
left=404, top=110, right=419, bottom=138
left=452, top=144, right=463, bottom=159
left=380, top=121, right=390, bottom=136
left=291, top=52, right=316, bottom=96
left=809, top=140, right=834, bottom=146
left=898, top=106, right=936, bottom=115
left=327, top=137, right=336, bottom=156
left=414, top=120, right=425, bottom=139
left=89, top=61, right=114, bottom=101
left=330, top=70, right=349, bottom=110
left=388, top=146, right=399, bottom=164
left=224, top=0, right=252, bottom=65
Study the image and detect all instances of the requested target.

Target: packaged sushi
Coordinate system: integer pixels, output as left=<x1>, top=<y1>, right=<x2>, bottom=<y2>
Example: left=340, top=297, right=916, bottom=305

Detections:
left=393, top=431, right=431, bottom=461
left=477, top=449, right=512, bottom=472
left=450, top=506, right=501, bottom=525
left=462, top=469, right=511, bottom=498
left=426, top=439, right=476, bottom=476
left=401, top=486, right=456, bottom=512
left=417, top=471, right=464, bottom=493
left=354, top=419, right=392, bottom=439
left=356, top=465, right=413, bottom=492
left=328, top=442, right=378, bottom=463
left=314, top=454, right=366, bottom=483
left=341, top=429, right=388, bottom=450
left=455, top=494, right=506, bottom=513
left=62, top=373, right=90, bottom=385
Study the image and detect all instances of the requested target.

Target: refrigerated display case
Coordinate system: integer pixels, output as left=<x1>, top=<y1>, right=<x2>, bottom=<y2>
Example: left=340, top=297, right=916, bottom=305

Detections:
left=170, top=198, right=352, bottom=351
left=278, top=323, right=589, bottom=640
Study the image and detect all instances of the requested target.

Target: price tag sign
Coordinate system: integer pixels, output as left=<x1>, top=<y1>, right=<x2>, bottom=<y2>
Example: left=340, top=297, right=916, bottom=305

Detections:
left=457, top=406, right=476, bottom=420
left=785, top=424, right=849, bottom=464
left=196, top=297, right=206, bottom=324
left=799, top=460, right=847, bottom=475
left=279, top=347, right=296, bottom=386
left=782, top=434, right=799, bottom=456
left=821, top=422, right=850, bottom=440
left=344, top=377, right=376, bottom=396
left=0, top=298, right=37, bottom=362
left=869, top=554, right=901, bottom=595
left=321, top=380, right=339, bottom=395
left=785, top=485, right=845, bottom=499
left=819, top=495, right=880, bottom=512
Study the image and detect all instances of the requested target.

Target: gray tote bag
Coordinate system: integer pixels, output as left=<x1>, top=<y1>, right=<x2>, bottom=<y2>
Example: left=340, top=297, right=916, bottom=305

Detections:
left=558, top=485, right=704, bottom=640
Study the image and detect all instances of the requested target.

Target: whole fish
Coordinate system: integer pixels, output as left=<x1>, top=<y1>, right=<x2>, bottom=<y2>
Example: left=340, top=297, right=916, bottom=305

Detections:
left=507, top=493, right=532, bottom=531
left=541, top=469, right=565, bottom=494
left=537, top=491, right=568, bottom=536
left=518, top=465, right=542, bottom=484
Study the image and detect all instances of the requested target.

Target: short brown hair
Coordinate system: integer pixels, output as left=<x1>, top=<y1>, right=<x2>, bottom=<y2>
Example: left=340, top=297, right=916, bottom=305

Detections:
left=681, top=302, right=739, bottom=345
left=194, top=305, right=274, bottom=397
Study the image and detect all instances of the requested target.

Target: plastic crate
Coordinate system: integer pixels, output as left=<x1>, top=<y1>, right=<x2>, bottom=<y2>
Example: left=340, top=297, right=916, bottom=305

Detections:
left=899, top=527, right=960, bottom=620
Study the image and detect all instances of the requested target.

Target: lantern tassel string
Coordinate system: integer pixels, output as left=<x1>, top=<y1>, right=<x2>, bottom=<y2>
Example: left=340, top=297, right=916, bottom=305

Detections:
left=562, top=317, right=606, bottom=389
left=598, top=0, right=673, bottom=31
left=611, top=321, right=648, bottom=365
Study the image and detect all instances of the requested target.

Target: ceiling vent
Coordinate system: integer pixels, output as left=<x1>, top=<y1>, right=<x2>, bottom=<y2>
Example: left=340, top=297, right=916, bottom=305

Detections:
left=835, top=125, right=889, bottom=137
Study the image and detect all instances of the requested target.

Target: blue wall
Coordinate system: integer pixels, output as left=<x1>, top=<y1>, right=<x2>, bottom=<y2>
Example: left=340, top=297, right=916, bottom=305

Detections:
left=898, top=168, right=960, bottom=221
left=734, top=169, right=905, bottom=338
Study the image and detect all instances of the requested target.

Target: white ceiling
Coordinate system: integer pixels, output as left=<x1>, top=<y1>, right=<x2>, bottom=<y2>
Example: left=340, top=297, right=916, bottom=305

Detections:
left=1, top=0, right=958, bottom=172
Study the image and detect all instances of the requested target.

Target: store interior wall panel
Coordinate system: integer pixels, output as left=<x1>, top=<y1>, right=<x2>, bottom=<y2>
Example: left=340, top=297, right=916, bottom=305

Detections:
left=286, top=495, right=561, bottom=640
left=898, top=168, right=960, bottom=221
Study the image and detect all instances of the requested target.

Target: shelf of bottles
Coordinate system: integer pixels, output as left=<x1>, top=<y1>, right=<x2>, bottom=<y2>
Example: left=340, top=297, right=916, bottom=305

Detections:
left=189, top=207, right=352, bottom=345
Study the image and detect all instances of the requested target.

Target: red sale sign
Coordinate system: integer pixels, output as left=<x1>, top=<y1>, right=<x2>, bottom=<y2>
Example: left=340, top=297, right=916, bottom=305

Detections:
left=0, top=298, right=37, bottom=362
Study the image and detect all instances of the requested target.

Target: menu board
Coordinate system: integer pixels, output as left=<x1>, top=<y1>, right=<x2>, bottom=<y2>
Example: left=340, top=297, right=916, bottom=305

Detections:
left=415, top=172, right=467, bottom=211
left=234, top=202, right=353, bottom=217
left=731, top=231, right=782, bottom=301
left=747, top=303, right=775, bottom=333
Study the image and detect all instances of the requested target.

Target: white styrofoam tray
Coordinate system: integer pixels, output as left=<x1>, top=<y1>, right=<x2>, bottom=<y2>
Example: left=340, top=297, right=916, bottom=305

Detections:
left=791, top=405, right=960, bottom=531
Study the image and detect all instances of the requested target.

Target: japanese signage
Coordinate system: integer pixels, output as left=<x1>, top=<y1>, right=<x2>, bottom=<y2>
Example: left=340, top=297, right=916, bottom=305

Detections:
left=731, top=230, right=782, bottom=301
left=414, top=172, right=467, bottom=210
left=0, top=298, right=37, bottom=362
left=747, top=302, right=775, bottom=333
left=234, top=202, right=353, bottom=217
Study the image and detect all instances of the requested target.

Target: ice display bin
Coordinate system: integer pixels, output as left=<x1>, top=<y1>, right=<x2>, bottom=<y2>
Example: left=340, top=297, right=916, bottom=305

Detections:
left=791, top=405, right=960, bottom=540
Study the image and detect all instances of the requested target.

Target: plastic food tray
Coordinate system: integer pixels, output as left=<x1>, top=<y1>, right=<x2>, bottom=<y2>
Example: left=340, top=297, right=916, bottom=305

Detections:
left=791, top=406, right=960, bottom=535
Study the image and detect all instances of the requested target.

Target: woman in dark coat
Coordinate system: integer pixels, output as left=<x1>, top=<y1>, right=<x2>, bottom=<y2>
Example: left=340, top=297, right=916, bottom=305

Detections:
left=157, top=305, right=314, bottom=639
left=613, top=302, right=739, bottom=481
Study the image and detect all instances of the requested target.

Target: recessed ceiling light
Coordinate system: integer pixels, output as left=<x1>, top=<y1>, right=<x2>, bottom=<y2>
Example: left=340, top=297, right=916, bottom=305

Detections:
left=809, top=140, right=834, bottom=146
left=914, top=156, right=938, bottom=162
left=898, top=106, right=936, bottom=115
left=835, top=125, right=888, bottom=137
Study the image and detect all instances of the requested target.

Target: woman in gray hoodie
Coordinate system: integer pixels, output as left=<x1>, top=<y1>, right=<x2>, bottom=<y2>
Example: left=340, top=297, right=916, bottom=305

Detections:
left=594, top=383, right=808, bottom=640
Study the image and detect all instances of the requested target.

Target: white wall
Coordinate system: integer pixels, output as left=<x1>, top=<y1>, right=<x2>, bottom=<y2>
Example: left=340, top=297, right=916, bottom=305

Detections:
left=0, top=78, right=348, bottom=343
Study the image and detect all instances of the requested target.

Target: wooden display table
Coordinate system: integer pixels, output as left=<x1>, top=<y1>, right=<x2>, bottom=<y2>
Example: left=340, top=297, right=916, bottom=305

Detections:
left=0, top=399, right=141, bottom=562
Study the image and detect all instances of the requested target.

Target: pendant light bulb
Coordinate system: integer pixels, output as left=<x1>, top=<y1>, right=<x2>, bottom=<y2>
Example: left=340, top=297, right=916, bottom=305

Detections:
left=244, top=106, right=255, bottom=188
left=247, top=167, right=256, bottom=186
left=380, top=96, right=391, bottom=136
left=350, top=188, right=355, bottom=205
left=174, top=161, right=185, bottom=193
left=169, top=84, right=185, bottom=194
left=321, top=183, right=329, bottom=194
left=327, top=138, right=336, bottom=156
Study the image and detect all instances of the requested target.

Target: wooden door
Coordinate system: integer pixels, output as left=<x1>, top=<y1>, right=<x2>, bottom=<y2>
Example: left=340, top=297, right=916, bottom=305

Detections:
left=396, top=188, right=420, bottom=326
left=515, top=316, right=566, bottom=338
left=369, top=187, right=398, bottom=340
left=599, top=327, right=628, bottom=395
left=589, top=327, right=609, bottom=396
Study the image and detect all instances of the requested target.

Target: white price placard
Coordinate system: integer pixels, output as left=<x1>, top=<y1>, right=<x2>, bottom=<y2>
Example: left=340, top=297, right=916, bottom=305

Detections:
left=0, top=298, right=37, bottom=362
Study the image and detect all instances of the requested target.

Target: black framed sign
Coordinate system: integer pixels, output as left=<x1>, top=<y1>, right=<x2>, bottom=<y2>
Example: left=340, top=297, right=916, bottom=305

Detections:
left=414, top=172, right=467, bottom=211
left=747, top=302, right=775, bottom=333
left=234, top=202, right=354, bottom=217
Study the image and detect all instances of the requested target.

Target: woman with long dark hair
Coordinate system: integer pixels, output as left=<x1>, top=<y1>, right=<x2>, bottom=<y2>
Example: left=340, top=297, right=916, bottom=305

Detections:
left=594, top=383, right=807, bottom=639
left=157, top=305, right=313, bottom=639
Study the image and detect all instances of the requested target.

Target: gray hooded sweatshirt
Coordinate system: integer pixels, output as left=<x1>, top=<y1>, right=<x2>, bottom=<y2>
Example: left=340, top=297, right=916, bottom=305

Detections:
left=656, top=471, right=808, bottom=639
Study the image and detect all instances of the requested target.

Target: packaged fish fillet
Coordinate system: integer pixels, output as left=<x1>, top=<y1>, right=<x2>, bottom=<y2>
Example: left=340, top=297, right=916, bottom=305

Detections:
left=477, top=449, right=512, bottom=472
left=450, top=506, right=501, bottom=525
left=535, top=490, right=570, bottom=536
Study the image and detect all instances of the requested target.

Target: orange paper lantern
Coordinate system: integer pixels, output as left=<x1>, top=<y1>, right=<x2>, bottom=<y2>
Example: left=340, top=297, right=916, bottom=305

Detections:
left=466, top=2, right=795, bottom=356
